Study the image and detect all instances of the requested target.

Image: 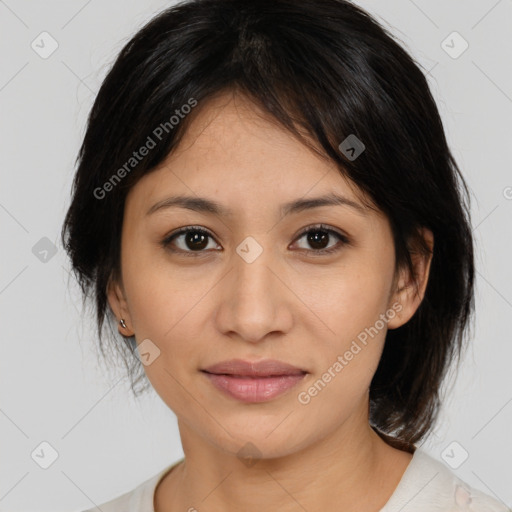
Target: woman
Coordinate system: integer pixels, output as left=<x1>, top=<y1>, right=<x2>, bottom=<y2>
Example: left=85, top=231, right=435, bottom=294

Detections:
left=61, top=0, right=510, bottom=510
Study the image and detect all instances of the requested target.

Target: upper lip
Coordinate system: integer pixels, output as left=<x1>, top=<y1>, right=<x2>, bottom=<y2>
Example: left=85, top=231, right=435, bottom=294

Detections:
left=202, top=359, right=307, bottom=377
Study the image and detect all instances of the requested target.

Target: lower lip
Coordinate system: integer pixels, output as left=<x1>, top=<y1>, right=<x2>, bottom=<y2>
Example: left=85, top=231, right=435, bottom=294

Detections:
left=202, top=372, right=306, bottom=403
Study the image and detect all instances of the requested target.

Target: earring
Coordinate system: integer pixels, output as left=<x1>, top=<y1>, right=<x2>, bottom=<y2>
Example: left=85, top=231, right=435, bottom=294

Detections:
left=119, top=318, right=127, bottom=329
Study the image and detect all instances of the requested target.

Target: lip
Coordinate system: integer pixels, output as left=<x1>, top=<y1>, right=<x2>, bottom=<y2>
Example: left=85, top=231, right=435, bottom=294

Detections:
left=201, top=359, right=308, bottom=403
left=202, top=358, right=307, bottom=377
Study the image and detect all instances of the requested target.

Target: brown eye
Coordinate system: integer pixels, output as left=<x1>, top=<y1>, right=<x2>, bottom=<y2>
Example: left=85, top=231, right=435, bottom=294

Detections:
left=293, top=224, right=349, bottom=255
left=161, top=227, right=220, bottom=255
left=160, top=223, right=349, bottom=257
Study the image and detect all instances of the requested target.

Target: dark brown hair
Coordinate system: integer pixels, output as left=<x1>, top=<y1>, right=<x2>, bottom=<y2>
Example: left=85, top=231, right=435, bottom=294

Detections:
left=61, top=0, right=475, bottom=449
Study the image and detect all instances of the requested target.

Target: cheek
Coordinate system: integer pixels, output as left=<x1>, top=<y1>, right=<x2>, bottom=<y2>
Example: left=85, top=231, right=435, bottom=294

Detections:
left=121, top=226, right=394, bottom=409
left=310, top=261, right=392, bottom=347
left=303, top=260, right=392, bottom=397
left=122, top=260, right=208, bottom=408
left=121, top=247, right=216, bottom=387
left=120, top=234, right=200, bottom=335
left=126, top=272, right=209, bottom=345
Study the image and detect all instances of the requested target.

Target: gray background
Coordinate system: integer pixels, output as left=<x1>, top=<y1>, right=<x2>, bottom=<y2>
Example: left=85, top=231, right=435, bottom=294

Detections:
left=1, top=0, right=511, bottom=510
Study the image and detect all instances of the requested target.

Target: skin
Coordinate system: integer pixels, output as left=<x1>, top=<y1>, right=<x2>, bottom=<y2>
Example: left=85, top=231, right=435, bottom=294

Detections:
left=107, top=90, right=434, bottom=512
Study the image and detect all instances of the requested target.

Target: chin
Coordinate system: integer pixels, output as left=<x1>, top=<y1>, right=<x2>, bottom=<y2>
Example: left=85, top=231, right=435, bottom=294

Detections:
left=205, top=425, right=311, bottom=463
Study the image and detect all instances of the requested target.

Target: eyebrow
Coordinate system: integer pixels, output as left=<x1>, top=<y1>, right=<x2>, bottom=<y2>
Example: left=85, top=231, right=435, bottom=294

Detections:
left=146, top=192, right=369, bottom=218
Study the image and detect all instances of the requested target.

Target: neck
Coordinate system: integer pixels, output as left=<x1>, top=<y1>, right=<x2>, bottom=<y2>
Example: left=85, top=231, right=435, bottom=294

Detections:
left=155, top=407, right=413, bottom=512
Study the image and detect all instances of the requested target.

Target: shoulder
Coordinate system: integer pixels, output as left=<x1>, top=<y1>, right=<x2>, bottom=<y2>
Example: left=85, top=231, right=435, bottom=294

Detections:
left=381, top=448, right=510, bottom=512
left=79, top=460, right=182, bottom=512
left=79, top=474, right=156, bottom=512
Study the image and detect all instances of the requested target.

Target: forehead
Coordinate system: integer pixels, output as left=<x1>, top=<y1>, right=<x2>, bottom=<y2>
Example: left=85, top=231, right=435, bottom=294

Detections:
left=125, top=91, right=377, bottom=219
left=171, top=91, right=321, bottom=169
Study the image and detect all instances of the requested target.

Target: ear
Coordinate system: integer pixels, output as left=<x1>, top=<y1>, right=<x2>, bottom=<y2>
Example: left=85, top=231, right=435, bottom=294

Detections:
left=106, top=273, right=135, bottom=337
left=386, top=227, right=434, bottom=330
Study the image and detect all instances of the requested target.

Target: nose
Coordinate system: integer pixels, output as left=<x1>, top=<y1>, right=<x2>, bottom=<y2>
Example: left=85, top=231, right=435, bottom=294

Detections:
left=214, top=241, right=294, bottom=343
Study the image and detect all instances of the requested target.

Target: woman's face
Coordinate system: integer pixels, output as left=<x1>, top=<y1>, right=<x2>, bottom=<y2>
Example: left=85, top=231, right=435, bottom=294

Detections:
left=108, top=91, right=429, bottom=459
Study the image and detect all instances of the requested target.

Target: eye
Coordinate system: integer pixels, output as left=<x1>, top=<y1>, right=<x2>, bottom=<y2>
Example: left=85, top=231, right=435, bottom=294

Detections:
left=292, top=224, right=350, bottom=255
left=161, top=226, right=220, bottom=256
left=160, top=223, right=350, bottom=257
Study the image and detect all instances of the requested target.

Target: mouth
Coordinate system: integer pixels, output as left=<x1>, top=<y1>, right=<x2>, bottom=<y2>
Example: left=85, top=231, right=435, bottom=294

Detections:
left=201, top=359, right=308, bottom=403
left=202, top=358, right=307, bottom=377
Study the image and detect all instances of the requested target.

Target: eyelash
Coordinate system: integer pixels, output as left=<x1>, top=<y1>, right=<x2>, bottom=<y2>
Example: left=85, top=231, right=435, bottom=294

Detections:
left=160, top=224, right=350, bottom=257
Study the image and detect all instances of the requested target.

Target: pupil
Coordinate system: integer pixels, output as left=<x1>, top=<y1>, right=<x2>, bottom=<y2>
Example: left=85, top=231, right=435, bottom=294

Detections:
left=308, top=230, right=328, bottom=249
left=186, top=231, right=208, bottom=251
left=183, top=229, right=330, bottom=251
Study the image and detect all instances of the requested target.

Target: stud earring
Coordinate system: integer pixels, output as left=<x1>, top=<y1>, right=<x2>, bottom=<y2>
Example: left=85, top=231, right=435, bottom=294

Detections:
left=120, top=318, right=127, bottom=329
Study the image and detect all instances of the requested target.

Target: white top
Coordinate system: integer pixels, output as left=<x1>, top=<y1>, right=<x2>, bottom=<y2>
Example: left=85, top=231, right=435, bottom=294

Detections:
left=81, top=448, right=510, bottom=512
